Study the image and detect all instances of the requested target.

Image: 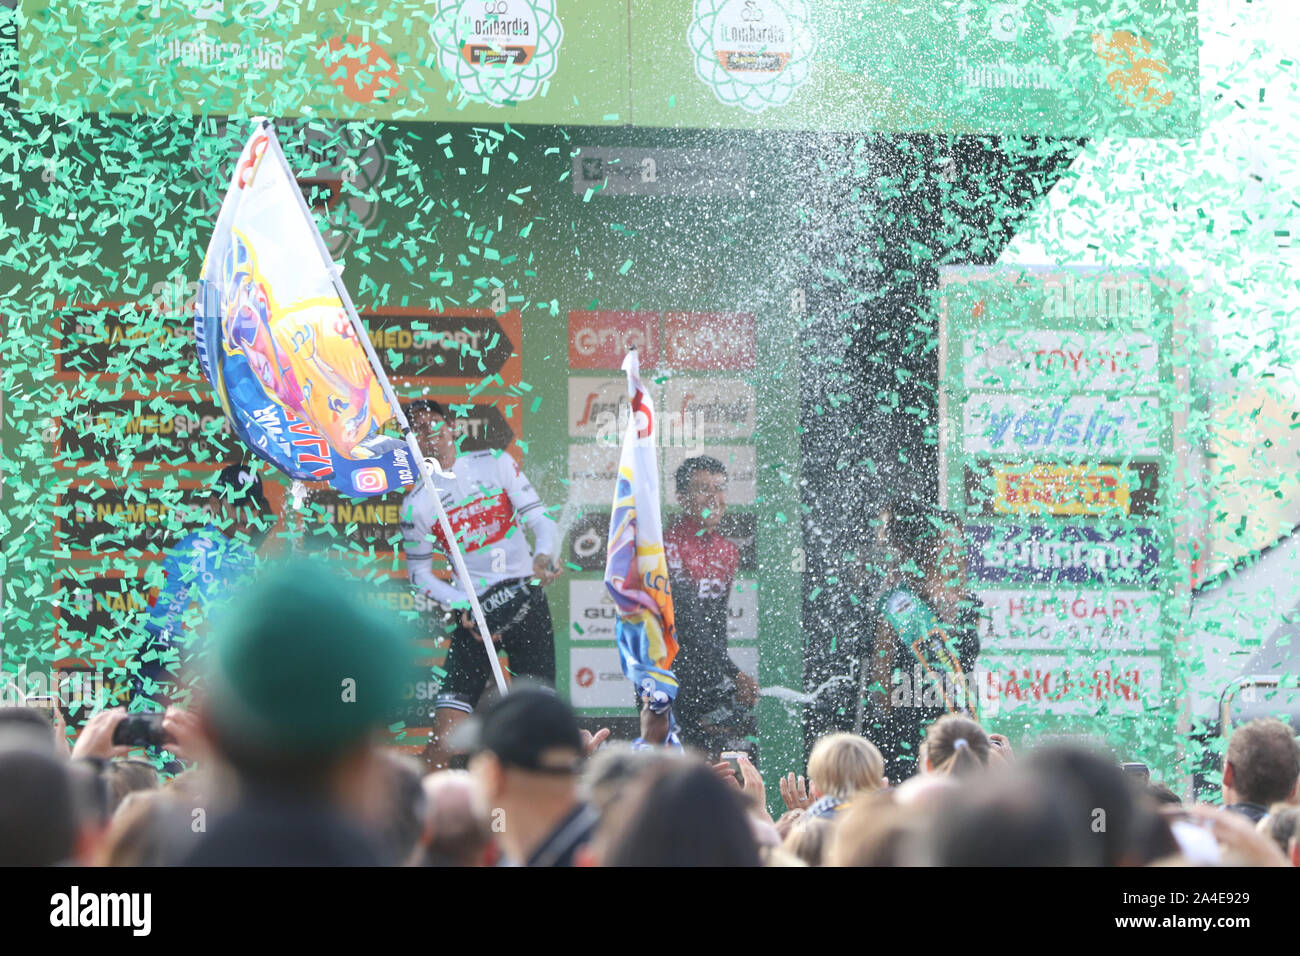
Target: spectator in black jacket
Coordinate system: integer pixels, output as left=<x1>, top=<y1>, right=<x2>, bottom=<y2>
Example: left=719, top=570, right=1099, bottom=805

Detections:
left=1222, top=718, right=1300, bottom=824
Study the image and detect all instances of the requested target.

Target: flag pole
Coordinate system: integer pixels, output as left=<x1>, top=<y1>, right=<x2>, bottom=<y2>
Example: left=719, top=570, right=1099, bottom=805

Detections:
left=259, top=120, right=509, bottom=697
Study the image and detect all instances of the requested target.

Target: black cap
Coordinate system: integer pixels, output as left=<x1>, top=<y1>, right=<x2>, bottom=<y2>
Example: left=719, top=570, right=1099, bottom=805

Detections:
left=213, top=464, right=273, bottom=516
left=452, top=687, right=583, bottom=774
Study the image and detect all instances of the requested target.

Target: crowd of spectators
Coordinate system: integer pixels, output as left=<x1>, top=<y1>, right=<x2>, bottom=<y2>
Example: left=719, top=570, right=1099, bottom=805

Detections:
left=2, top=562, right=1297, bottom=868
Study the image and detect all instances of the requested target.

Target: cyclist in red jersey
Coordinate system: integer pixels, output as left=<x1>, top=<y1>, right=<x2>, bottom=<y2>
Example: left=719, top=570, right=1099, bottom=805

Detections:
left=663, top=456, right=759, bottom=760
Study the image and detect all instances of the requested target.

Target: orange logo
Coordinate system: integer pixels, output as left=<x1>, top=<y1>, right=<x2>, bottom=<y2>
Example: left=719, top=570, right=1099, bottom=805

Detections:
left=320, top=36, right=405, bottom=105
left=1092, top=31, right=1174, bottom=112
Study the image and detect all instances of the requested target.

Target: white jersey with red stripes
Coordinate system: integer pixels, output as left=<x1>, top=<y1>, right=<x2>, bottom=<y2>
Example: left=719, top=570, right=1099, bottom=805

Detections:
left=399, top=449, right=557, bottom=607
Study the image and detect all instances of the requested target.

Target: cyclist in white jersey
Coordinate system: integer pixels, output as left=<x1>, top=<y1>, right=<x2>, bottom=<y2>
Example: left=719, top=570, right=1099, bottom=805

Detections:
left=399, top=400, right=562, bottom=769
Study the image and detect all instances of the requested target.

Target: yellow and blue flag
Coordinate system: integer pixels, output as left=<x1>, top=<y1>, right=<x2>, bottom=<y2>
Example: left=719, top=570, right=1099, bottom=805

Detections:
left=195, top=123, right=416, bottom=498
left=604, top=349, right=679, bottom=702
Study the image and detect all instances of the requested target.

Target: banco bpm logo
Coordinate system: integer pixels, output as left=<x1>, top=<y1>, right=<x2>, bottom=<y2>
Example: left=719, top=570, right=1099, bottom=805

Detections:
left=689, top=0, right=815, bottom=114
left=431, top=0, right=564, bottom=107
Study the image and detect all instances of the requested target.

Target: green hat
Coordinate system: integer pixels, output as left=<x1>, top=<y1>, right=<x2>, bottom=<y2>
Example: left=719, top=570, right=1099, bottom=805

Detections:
left=205, top=560, right=414, bottom=756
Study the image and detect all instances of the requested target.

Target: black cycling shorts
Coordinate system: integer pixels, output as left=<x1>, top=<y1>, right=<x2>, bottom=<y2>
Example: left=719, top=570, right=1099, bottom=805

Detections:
left=435, top=579, right=556, bottom=713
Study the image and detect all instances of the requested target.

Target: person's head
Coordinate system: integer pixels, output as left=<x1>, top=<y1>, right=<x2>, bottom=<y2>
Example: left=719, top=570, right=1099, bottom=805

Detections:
left=1147, top=781, right=1181, bottom=805
left=200, top=560, right=413, bottom=809
left=406, top=400, right=456, bottom=467
left=0, top=705, right=61, bottom=752
left=1022, top=745, right=1140, bottom=867
left=596, top=761, right=761, bottom=867
left=373, top=753, right=427, bottom=866
left=461, top=686, right=585, bottom=810
left=1261, top=804, right=1300, bottom=863
left=97, top=791, right=199, bottom=867
left=888, top=499, right=966, bottom=583
left=66, top=758, right=113, bottom=864
left=583, top=744, right=681, bottom=817
left=207, top=464, right=275, bottom=544
left=1285, top=807, right=1300, bottom=866
left=922, top=716, right=990, bottom=777
left=826, top=790, right=928, bottom=866
left=1223, top=718, right=1300, bottom=807
left=0, top=744, right=78, bottom=866
left=420, top=770, right=493, bottom=867
left=783, top=816, right=836, bottom=866
left=105, top=758, right=160, bottom=813
left=675, top=456, right=728, bottom=531
left=1127, top=800, right=1181, bottom=866
left=924, top=771, right=1090, bottom=866
left=806, top=733, right=887, bottom=800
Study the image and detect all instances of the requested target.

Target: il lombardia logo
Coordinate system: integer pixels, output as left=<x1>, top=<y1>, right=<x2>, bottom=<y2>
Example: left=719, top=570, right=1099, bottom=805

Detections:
left=430, top=0, right=564, bottom=107
left=689, top=0, right=815, bottom=114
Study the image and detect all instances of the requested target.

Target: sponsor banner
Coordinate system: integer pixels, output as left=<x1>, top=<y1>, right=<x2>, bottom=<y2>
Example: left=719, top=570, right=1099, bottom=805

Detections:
left=662, top=445, right=757, bottom=505
left=567, top=443, right=622, bottom=506
left=55, top=480, right=206, bottom=557
left=354, top=576, right=449, bottom=728
left=633, top=0, right=1198, bottom=137
left=570, top=645, right=636, bottom=709
left=978, top=655, right=1163, bottom=715
left=729, top=645, right=758, bottom=677
left=390, top=676, right=444, bottom=729
left=688, top=0, right=815, bottom=113
left=21, top=1, right=1196, bottom=136
left=663, top=312, right=756, bottom=370
left=569, top=578, right=620, bottom=641
left=301, top=488, right=409, bottom=553
left=572, top=147, right=752, bottom=199
left=400, top=396, right=523, bottom=454
left=978, top=588, right=1162, bottom=651
left=566, top=510, right=757, bottom=572
left=570, top=576, right=758, bottom=643
left=566, top=509, right=612, bottom=571
left=965, top=461, right=1159, bottom=517
left=430, top=0, right=564, bottom=106
left=351, top=572, right=449, bottom=639
left=568, top=376, right=647, bottom=440
left=663, top=376, right=757, bottom=440
left=53, top=305, right=200, bottom=382
left=367, top=309, right=522, bottom=385
left=726, top=582, right=759, bottom=644
left=55, top=394, right=233, bottom=469
left=963, top=393, right=1162, bottom=456
left=51, top=573, right=151, bottom=655
left=963, top=328, right=1159, bottom=392
left=568, top=311, right=659, bottom=369
left=20, top=1, right=629, bottom=124
left=970, top=524, right=1161, bottom=587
